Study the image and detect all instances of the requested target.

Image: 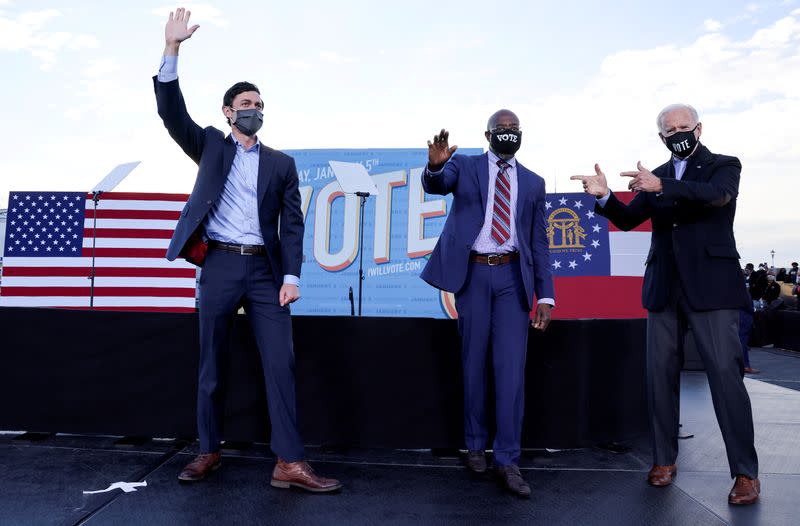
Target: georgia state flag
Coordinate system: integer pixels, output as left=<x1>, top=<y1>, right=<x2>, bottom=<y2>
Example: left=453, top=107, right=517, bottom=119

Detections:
left=545, top=192, right=650, bottom=319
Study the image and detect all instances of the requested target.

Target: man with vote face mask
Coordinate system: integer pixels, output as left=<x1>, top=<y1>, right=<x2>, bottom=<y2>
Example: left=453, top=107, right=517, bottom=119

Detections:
left=572, top=104, right=760, bottom=505
left=421, top=110, right=554, bottom=497
left=153, top=8, right=340, bottom=492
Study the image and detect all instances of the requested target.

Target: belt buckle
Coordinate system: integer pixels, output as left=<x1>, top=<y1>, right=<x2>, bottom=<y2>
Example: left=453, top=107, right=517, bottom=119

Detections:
left=487, top=254, right=501, bottom=266
left=240, top=244, right=252, bottom=256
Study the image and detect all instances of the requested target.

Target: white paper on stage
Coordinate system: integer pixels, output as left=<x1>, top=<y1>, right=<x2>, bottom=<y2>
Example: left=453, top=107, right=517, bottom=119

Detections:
left=328, top=161, right=379, bottom=195
left=91, top=161, right=141, bottom=193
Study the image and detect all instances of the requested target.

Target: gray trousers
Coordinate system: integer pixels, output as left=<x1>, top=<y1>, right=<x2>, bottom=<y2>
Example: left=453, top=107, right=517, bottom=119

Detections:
left=646, top=273, right=758, bottom=479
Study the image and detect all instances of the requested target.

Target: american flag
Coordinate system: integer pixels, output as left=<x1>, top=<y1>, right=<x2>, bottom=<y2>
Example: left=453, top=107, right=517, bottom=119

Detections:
left=547, top=192, right=650, bottom=319
left=0, top=191, right=196, bottom=312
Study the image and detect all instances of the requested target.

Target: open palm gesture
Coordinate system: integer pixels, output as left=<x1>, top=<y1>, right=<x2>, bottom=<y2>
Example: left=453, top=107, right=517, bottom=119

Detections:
left=165, top=7, right=199, bottom=45
left=427, top=129, right=458, bottom=170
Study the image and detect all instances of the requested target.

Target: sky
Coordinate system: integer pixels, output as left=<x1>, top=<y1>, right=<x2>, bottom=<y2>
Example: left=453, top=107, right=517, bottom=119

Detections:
left=1, top=0, right=798, bottom=266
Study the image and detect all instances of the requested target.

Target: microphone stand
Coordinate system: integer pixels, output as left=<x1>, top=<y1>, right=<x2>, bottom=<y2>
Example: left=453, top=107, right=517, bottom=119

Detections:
left=88, top=190, right=102, bottom=308
left=355, top=192, right=370, bottom=316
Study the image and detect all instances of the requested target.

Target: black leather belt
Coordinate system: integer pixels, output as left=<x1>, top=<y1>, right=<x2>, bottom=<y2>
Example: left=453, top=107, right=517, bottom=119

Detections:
left=208, top=240, right=266, bottom=255
left=469, top=252, right=519, bottom=265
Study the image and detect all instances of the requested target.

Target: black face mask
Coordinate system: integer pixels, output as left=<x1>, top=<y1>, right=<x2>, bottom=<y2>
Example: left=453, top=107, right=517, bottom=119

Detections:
left=662, top=125, right=698, bottom=158
left=232, top=108, right=263, bottom=136
left=489, top=129, right=522, bottom=156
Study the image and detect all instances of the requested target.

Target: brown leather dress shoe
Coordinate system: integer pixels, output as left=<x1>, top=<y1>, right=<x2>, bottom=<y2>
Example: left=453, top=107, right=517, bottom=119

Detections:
left=494, top=465, right=531, bottom=498
left=271, top=459, right=342, bottom=493
left=728, top=475, right=760, bottom=505
left=647, top=464, right=677, bottom=487
left=744, top=367, right=760, bottom=374
left=178, top=452, right=221, bottom=482
left=465, top=450, right=487, bottom=473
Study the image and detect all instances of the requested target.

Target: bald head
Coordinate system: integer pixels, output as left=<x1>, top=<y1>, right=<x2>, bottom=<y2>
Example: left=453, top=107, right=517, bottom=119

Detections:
left=487, top=109, right=519, bottom=131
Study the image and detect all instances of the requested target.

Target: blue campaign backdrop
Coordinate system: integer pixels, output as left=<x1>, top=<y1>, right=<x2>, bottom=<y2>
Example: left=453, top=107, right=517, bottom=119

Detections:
left=285, top=149, right=482, bottom=318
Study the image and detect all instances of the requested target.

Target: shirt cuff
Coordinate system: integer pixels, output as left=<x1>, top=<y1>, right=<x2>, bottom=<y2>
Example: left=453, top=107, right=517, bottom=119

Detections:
left=596, top=190, right=611, bottom=208
left=537, top=298, right=555, bottom=306
left=425, top=163, right=445, bottom=176
left=283, top=275, right=300, bottom=287
left=158, top=55, right=178, bottom=83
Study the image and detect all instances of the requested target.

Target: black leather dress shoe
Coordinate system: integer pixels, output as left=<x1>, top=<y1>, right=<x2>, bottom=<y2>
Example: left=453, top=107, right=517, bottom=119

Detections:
left=495, top=464, right=531, bottom=497
left=465, top=450, right=487, bottom=473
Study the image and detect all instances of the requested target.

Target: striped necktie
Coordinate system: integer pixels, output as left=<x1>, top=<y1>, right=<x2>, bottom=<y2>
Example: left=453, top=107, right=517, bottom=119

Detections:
left=491, top=160, right=512, bottom=245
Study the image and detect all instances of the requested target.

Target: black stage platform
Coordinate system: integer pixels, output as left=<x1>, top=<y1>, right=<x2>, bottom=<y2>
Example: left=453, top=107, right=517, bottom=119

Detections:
left=2, top=348, right=798, bottom=526
left=0, top=307, right=648, bottom=449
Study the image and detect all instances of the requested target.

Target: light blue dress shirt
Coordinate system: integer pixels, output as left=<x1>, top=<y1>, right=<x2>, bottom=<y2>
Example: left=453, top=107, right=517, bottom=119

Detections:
left=472, top=150, right=519, bottom=254
left=158, top=56, right=299, bottom=286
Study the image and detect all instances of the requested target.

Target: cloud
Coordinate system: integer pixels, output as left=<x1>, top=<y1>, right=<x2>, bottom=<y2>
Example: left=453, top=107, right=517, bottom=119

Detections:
left=704, top=18, right=723, bottom=32
left=319, top=51, right=358, bottom=65
left=286, top=59, right=312, bottom=71
left=0, top=8, right=98, bottom=68
left=517, top=9, right=800, bottom=264
left=83, top=58, right=121, bottom=78
left=151, top=3, right=228, bottom=27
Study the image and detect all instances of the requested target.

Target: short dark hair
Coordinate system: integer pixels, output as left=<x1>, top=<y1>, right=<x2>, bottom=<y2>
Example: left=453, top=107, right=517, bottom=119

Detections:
left=486, top=109, right=519, bottom=131
left=745, top=263, right=754, bottom=270
left=223, top=81, right=260, bottom=124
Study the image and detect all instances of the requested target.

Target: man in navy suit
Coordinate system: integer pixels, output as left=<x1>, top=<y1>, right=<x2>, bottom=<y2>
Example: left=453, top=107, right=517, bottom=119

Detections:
left=572, top=103, right=760, bottom=505
left=421, top=110, right=555, bottom=497
left=153, top=8, right=340, bottom=492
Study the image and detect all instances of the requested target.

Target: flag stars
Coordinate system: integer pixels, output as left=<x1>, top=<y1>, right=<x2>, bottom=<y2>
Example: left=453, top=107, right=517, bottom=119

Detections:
left=592, top=224, right=602, bottom=233
left=586, top=211, right=595, bottom=219
left=583, top=253, right=592, bottom=261
left=569, top=260, right=578, bottom=269
left=552, top=260, right=562, bottom=269
left=545, top=201, right=552, bottom=210
left=559, top=197, right=568, bottom=205
left=573, top=200, right=584, bottom=209
left=591, top=239, right=600, bottom=248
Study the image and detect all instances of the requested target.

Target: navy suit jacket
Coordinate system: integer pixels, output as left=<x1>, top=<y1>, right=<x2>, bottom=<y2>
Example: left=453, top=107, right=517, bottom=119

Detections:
left=152, top=77, right=304, bottom=284
left=420, top=153, right=555, bottom=311
left=596, top=144, right=750, bottom=312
